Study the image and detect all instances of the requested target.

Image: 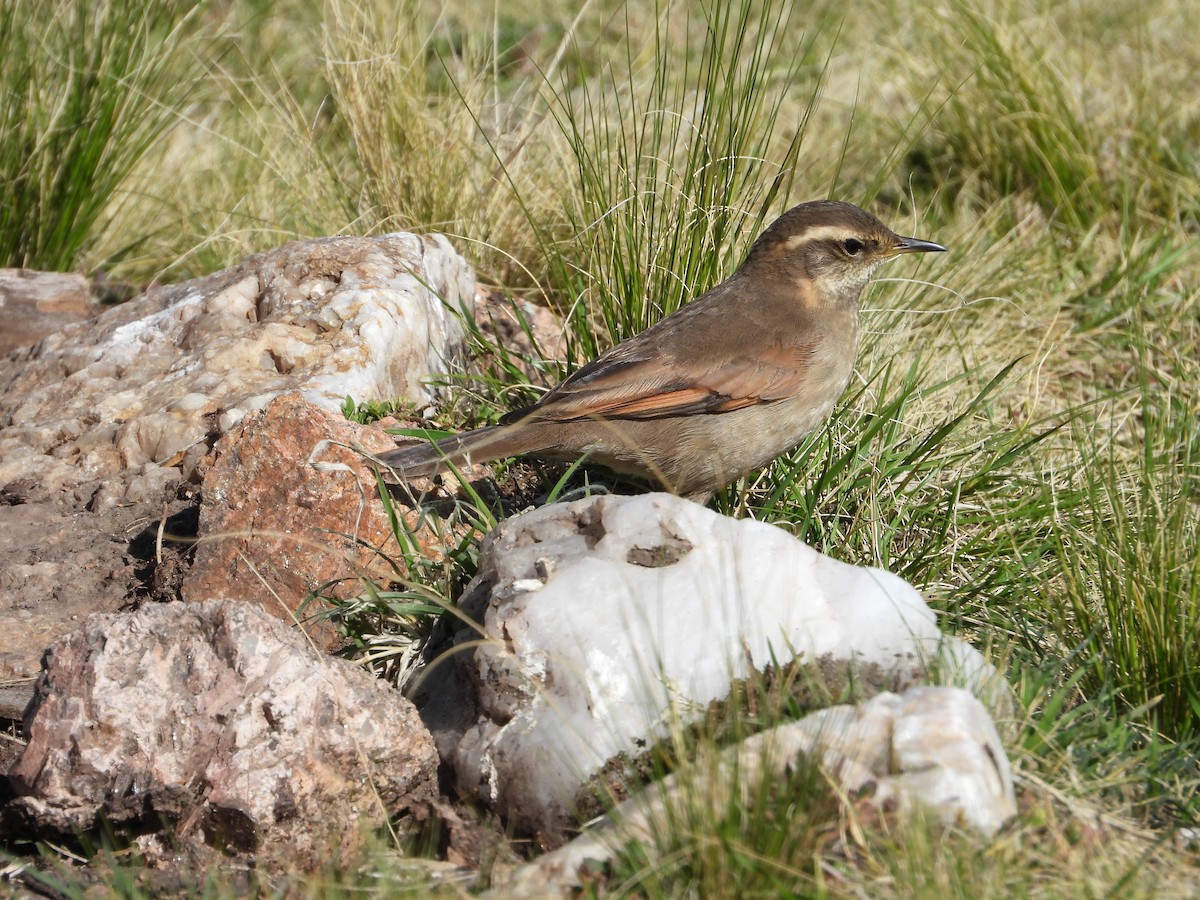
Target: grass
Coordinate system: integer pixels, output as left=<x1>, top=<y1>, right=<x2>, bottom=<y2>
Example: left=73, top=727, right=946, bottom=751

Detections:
left=4, top=0, right=1200, bottom=894
left=540, top=0, right=822, bottom=349
left=0, top=0, right=211, bottom=271
left=1048, top=369, right=1200, bottom=747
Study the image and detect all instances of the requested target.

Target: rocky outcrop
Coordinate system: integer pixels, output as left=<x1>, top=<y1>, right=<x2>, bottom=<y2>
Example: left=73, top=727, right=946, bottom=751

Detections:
left=416, top=492, right=1011, bottom=842
left=0, top=234, right=476, bottom=681
left=9, top=599, right=440, bottom=871
left=0, top=232, right=474, bottom=507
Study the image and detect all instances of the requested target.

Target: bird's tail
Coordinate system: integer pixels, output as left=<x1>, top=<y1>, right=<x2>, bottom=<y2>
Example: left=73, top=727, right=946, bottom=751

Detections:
left=375, top=424, right=530, bottom=481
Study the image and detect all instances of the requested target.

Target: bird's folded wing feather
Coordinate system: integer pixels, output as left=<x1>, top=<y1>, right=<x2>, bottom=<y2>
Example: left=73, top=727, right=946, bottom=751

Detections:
left=513, top=338, right=815, bottom=422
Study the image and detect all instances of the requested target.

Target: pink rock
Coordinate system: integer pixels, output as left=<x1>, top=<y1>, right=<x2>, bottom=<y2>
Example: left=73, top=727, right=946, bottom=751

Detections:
left=10, top=599, right=439, bottom=870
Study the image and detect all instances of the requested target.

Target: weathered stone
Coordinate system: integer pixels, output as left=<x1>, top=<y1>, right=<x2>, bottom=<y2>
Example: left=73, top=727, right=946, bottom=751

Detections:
left=0, top=233, right=475, bottom=504
left=419, top=492, right=1007, bottom=840
left=0, top=499, right=148, bottom=681
left=0, top=269, right=97, bottom=354
left=502, top=686, right=1016, bottom=897
left=9, top=599, right=439, bottom=870
left=0, top=233, right=476, bottom=680
left=184, top=391, right=479, bottom=648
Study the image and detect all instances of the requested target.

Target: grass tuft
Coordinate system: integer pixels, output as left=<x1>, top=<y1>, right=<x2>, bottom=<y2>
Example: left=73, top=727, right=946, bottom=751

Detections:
left=0, top=0, right=209, bottom=271
left=1047, top=375, right=1199, bottom=746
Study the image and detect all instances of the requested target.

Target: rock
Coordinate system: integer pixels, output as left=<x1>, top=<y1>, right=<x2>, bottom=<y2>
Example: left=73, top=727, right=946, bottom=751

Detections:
left=503, top=686, right=1016, bottom=897
left=0, top=269, right=97, bottom=354
left=8, top=599, right=439, bottom=870
left=0, top=684, right=33, bottom=720
left=0, top=498, right=153, bottom=681
left=0, top=233, right=476, bottom=680
left=183, top=392, right=472, bottom=649
left=875, top=686, right=1015, bottom=832
left=0, top=233, right=475, bottom=504
left=419, top=492, right=1007, bottom=840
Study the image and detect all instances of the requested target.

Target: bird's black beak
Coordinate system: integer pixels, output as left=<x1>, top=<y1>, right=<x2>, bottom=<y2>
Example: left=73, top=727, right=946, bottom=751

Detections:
left=894, top=236, right=947, bottom=254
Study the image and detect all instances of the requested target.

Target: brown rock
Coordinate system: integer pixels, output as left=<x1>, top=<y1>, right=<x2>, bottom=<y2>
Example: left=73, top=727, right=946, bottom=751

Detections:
left=0, top=269, right=97, bottom=354
left=183, top=392, right=462, bottom=649
left=9, top=599, right=439, bottom=870
left=0, top=499, right=157, bottom=681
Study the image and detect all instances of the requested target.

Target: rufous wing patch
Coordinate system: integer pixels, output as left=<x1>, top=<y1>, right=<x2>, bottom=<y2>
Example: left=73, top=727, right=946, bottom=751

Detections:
left=525, top=339, right=816, bottom=422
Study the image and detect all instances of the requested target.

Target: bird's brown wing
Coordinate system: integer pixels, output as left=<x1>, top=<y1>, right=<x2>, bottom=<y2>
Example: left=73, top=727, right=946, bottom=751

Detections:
left=506, top=337, right=815, bottom=423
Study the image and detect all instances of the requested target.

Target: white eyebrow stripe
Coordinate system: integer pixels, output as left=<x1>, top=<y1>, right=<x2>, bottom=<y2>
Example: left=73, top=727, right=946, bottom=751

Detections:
left=783, top=225, right=868, bottom=248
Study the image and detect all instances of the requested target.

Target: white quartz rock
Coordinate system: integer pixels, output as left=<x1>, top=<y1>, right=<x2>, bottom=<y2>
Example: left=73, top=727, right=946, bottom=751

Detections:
left=0, top=233, right=475, bottom=502
left=503, top=686, right=1016, bottom=898
left=432, top=492, right=1008, bottom=838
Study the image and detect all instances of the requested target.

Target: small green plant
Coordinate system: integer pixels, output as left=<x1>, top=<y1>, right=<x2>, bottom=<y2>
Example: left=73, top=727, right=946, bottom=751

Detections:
left=598, top=747, right=841, bottom=897
left=313, top=465, right=500, bottom=692
left=341, top=395, right=410, bottom=425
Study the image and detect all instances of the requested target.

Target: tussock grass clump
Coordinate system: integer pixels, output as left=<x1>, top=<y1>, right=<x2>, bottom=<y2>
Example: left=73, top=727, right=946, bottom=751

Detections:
left=0, top=0, right=209, bottom=271
left=540, top=0, right=821, bottom=350
left=1049, top=379, right=1200, bottom=746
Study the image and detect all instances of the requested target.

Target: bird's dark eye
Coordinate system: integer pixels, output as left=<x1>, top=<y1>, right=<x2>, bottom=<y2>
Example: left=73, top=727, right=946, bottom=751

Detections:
left=843, top=238, right=863, bottom=256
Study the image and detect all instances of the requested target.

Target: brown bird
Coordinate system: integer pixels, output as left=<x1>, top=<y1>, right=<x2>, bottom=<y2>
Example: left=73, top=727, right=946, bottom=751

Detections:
left=379, top=200, right=945, bottom=501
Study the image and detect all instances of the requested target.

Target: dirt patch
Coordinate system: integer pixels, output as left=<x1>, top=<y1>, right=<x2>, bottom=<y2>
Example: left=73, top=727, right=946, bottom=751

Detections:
left=0, top=481, right=199, bottom=683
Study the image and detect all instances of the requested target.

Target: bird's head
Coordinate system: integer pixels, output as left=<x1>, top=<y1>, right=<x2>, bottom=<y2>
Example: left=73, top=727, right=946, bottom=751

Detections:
left=742, top=200, right=946, bottom=307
